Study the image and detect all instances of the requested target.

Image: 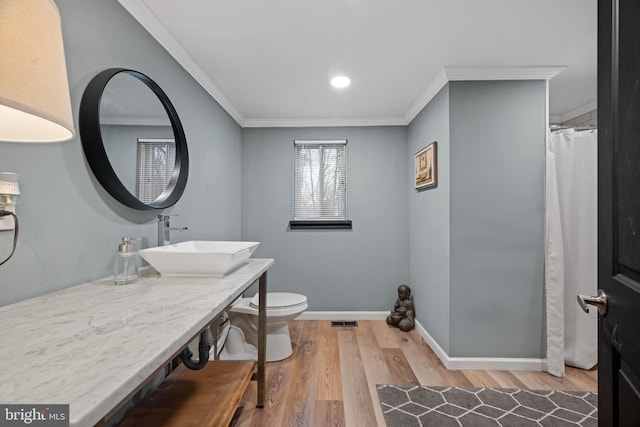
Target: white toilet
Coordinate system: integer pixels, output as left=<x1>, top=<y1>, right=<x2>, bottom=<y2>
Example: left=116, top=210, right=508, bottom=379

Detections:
left=219, top=292, right=308, bottom=362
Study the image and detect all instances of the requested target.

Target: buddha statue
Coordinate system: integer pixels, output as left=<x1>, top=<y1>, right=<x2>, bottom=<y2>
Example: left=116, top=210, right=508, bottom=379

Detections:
left=386, top=284, right=415, bottom=332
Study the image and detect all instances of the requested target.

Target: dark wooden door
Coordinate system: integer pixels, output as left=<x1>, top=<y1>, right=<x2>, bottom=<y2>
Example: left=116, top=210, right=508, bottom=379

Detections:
left=597, top=0, right=640, bottom=425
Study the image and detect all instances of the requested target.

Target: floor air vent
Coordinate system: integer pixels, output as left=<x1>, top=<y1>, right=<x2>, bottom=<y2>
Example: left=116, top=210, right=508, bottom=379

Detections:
left=331, top=321, right=359, bottom=327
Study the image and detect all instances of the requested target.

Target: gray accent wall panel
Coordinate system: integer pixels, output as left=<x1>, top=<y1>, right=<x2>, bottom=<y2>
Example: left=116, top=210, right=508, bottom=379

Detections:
left=241, top=127, right=409, bottom=311
left=448, top=81, right=546, bottom=358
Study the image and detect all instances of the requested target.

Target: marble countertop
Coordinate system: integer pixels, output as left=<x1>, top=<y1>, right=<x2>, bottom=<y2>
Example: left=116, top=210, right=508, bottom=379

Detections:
left=0, top=258, right=273, bottom=427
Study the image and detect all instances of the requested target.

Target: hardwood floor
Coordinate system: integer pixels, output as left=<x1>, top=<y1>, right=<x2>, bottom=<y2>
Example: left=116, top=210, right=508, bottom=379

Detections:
left=233, top=320, right=597, bottom=427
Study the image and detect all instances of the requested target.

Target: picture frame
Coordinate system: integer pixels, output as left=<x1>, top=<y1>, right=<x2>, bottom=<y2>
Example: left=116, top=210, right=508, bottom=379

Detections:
left=415, top=141, right=437, bottom=190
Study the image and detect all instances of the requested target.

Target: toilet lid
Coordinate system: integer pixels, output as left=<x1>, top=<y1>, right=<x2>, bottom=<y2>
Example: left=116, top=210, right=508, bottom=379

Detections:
left=250, top=292, right=307, bottom=309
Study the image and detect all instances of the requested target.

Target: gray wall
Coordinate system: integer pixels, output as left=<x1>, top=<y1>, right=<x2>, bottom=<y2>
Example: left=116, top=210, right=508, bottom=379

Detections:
left=448, top=81, right=546, bottom=358
left=241, top=127, right=409, bottom=311
left=407, top=85, right=452, bottom=353
left=0, top=0, right=242, bottom=306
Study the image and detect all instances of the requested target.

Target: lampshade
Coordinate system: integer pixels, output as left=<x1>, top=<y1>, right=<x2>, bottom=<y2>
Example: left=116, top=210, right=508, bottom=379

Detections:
left=0, top=0, right=74, bottom=142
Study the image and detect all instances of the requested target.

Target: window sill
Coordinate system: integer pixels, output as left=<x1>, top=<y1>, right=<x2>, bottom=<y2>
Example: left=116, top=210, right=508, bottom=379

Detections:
left=288, top=220, right=352, bottom=230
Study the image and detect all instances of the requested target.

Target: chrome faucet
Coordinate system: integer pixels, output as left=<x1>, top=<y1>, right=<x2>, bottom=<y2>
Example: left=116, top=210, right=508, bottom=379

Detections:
left=157, top=215, right=188, bottom=246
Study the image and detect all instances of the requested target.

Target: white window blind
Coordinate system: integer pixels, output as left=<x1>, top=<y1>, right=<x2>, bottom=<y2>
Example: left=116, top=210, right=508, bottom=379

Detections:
left=136, top=138, right=176, bottom=204
left=293, top=139, right=347, bottom=221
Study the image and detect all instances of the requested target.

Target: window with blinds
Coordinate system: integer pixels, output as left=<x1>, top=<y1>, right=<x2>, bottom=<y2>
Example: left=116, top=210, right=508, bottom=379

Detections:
left=291, top=139, right=351, bottom=229
left=136, top=138, right=176, bottom=204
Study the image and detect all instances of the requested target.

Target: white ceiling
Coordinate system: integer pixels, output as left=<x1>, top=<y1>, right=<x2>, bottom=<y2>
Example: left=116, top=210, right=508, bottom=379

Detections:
left=118, top=0, right=597, bottom=127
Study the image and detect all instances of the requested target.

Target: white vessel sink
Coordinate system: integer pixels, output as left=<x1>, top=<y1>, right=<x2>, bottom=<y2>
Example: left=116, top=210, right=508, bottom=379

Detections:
left=139, top=241, right=260, bottom=277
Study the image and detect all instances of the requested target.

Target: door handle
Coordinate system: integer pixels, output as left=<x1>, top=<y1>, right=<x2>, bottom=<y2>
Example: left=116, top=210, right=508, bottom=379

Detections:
left=577, top=289, right=608, bottom=316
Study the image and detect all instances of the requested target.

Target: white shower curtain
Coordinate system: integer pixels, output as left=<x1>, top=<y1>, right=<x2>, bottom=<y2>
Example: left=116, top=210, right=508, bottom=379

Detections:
left=545, top=128, right=598, bottom=377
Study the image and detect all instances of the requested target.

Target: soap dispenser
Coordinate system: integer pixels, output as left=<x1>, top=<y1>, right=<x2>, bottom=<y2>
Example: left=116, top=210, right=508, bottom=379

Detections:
left=114, top=237, right=140, bottom=285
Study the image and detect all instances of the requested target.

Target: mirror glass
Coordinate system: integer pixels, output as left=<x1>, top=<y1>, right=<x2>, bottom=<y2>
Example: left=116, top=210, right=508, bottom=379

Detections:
left=100, top=73, right=175, bottom=202
left=79, top=69, right=188, bottom=210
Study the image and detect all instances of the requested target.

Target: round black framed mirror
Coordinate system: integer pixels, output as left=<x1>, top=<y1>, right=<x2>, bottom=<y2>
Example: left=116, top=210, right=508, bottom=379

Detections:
left=79, top=68, right=189, bottom=210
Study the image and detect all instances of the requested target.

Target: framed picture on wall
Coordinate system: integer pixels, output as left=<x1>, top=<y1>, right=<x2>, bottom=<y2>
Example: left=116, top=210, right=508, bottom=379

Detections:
left=415, top=141, right=437, bottom=190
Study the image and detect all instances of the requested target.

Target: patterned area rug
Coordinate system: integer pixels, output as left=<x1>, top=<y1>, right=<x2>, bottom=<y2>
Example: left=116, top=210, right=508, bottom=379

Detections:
left=377, top=385, right=598, bottom=426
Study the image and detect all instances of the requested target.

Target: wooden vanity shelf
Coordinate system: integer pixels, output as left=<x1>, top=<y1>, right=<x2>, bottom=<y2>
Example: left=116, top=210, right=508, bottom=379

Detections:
left=120, top=360, right=256, bottom=427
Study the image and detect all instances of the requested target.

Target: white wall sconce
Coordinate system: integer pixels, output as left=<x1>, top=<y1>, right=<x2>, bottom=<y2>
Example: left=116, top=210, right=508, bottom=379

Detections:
left=0, top=172, right=20, bottom=265
left=0, top=173, right=20, bottom=231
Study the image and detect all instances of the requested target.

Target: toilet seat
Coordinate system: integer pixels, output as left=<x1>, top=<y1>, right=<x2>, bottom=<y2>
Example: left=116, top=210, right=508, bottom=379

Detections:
left=249, top=292, right=307, bottom=310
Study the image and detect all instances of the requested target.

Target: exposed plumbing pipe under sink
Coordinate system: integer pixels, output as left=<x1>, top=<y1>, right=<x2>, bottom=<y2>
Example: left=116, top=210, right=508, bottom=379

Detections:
left=179, top=330, right=211, bottom=370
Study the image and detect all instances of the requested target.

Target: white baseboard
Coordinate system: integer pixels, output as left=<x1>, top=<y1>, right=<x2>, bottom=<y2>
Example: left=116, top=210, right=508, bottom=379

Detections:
left=297, top=311, right=389, bottom=321
left=412, top=319, right=451, bottom=367
left=413, top=319, right=547, bottom=372
left=296, top=311, right=546, bottom=372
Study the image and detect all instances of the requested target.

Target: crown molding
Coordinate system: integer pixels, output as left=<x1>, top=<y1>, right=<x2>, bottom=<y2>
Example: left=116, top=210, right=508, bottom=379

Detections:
left=110, top=7, right=572, bottom=130
left=117, top=0, right=245, bottom=126
left=243, top=67, right=567, bottom=127
left=444, top=65, right=566, bottom=81
left=403, top=68, right=450, bottom=125
left=404, top=66, right=567, bottom=125
left=242, top=116, right=407, bottom=128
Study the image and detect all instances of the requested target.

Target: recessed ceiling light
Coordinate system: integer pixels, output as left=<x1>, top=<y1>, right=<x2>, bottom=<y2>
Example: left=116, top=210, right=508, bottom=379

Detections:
left=330, top=75, right=351, bottom=89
